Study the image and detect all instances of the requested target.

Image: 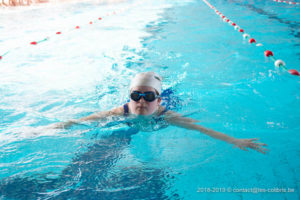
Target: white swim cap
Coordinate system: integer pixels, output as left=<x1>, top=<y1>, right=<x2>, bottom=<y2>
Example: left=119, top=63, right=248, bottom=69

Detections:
left=130, top=72, right=162, bottom=94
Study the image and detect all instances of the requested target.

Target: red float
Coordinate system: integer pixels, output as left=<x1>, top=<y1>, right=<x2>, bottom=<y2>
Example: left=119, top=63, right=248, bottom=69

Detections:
left=249, top=38, right=256, bottom=43
left=98, top=17, right=102, bottom=20
left=264, top=50, right=274, bottom=57
left=75, top=26, right=80, bottom=29
left=201, top=0, right=299, bottom=78
left=288, top=69, right=300, bottom=76
left=30, top=41, right=37, bottom=45
left=56, top=32, right=61, bottom=34
left=89, top=21, right=93, bottom=24
left=0, top=56, right=2, bottom=60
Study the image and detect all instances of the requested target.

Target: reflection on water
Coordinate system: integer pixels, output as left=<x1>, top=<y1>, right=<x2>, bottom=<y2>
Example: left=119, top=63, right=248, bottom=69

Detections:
left=0, top=128, right=181, bottom=199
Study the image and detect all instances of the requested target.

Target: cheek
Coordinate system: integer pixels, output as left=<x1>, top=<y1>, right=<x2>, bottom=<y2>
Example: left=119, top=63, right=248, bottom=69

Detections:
left=148, top=102, right=159, bottom=111
left=150, top=103, right=157, bottom=109
left=129, top=102, right=138, bottom=110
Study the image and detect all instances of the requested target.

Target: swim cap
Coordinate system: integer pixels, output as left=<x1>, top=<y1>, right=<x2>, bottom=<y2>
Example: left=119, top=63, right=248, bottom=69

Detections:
left=130, top=72, right=162, bottom=95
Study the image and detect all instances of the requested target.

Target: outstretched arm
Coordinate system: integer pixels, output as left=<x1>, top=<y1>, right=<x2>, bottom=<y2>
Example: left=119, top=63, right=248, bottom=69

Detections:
left=49, top=106, right=124, bottom=129
left=165, top=111, right=268, bottom=154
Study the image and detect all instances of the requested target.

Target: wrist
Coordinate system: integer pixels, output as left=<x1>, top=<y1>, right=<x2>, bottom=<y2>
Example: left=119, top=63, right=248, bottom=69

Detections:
left=229, top=138, right=239, bottom=144
left=67, top=119, right=79, bottom=124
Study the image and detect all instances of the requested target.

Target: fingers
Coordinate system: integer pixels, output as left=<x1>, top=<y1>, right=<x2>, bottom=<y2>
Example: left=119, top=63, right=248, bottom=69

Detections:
left=247, top=138, right=259, bottom=142
left=248, top=138, right=268, bottom=145
left=256, top=148, right=265, bottom=154
left=261, top=147, right=269, bottom=152
left=249, top=143, right=265, bottom=150
left=246, top=139, right=268, bottom=147
left=250, top=142, right=268, bottom=149
left=236, top=145, right=248, bottom=151
left=256, top=147, right=270, bottom=154
left=250, top=145, right=270, bottom=154
left=50, top=122, right=65, bottom=129
left=233, top=140, right=269, bottom=154
left=246, top=146, right=269, bottom=154
left=255, top=143, right=268, bottom=146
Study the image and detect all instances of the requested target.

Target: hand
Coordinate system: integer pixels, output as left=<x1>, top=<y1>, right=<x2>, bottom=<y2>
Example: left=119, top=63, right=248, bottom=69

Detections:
left=48, top=122, right=66, bottom=129
left=45, top=121, right=72, bottom=129
left=232, top=138, right=269, bottom=154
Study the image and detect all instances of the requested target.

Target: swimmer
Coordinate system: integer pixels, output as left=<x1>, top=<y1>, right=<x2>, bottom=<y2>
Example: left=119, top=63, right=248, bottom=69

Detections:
left=50, top=72, right=268, bottom=154
left=1, top=0, right=8, bottom=6
left=9, top=0, right=17, bottom=6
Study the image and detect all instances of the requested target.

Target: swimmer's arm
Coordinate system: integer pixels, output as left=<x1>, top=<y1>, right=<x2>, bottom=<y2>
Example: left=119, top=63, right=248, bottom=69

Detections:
left=49, top=106, right=124, bottom=129
left=165, top=111, right=268, bottom=154
left=165, top=111, right=235, bottom=143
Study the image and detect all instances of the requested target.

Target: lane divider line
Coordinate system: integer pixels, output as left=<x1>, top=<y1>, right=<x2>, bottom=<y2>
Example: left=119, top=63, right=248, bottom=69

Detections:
left=202, top=0, right=300, bottom=77
left=0, top=2, right=139, bottom=61
left=272, top=0, right=300, bottom=5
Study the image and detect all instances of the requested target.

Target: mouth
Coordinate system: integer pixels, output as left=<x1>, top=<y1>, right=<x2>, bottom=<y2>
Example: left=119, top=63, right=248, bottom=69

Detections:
left=137, top=107, right=147, bottom=109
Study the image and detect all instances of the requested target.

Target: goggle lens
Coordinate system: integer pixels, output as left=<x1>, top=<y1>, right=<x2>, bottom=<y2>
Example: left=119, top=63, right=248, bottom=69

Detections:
left=130, top=91, right=158, bottom=102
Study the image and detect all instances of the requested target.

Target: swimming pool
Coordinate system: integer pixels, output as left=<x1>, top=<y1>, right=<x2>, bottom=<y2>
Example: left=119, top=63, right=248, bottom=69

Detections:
left=0, top=0, right=300, bottom=199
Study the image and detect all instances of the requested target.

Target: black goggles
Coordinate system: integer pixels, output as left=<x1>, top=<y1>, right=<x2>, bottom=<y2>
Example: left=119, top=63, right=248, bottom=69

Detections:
left=130, top=91, right=160, bottom=102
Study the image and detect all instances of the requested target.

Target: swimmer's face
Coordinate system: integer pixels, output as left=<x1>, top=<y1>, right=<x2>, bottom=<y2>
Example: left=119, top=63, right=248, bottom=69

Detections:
left=128, top=86, right=161, bottom=116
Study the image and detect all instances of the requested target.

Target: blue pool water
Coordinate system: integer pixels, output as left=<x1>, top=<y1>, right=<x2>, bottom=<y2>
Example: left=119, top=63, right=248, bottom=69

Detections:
left=0, top=0, right=300, bottom=199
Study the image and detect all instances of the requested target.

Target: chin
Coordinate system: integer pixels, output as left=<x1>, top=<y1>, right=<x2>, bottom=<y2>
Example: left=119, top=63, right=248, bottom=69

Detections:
left=136, top=111, right=150, bottom=116
left=134, top=109, right=151, bottom=116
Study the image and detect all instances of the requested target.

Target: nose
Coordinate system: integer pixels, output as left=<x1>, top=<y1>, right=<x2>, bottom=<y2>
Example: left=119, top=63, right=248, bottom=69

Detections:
left=138, top=96, right=146, bottom=103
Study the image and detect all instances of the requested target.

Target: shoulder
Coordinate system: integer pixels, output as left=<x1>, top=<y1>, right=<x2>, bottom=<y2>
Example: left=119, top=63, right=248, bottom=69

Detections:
left=109, top=105, right=125, bottom=115
left=157, top=105, right=171, bottom=116
left=162, top=110, right=185, bottom=123
left=163, top=110, right=180, bottom=118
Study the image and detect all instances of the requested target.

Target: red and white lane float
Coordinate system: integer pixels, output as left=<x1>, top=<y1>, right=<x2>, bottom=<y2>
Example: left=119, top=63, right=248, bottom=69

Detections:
left=272, top=0, right=300, bottom=5
left=0, top=3, right=135, bottom=61
left=202, top=0, right=300, bottom=77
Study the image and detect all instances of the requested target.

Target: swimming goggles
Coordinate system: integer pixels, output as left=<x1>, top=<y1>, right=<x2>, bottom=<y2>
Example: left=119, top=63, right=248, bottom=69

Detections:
left=130, top=91, right=160, bottom=102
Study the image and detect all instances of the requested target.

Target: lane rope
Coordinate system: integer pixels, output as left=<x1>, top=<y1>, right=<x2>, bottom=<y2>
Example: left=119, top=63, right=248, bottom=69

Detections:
left=202, top=0, right=300, bottom=77
left=0, top=3, right=137, bottom=61
left=272, top=0, right=300, bottom=5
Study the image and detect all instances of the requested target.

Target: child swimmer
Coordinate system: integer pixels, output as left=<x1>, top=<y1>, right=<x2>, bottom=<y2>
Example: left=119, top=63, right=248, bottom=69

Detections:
left=52, top=72, right=268, bottom=154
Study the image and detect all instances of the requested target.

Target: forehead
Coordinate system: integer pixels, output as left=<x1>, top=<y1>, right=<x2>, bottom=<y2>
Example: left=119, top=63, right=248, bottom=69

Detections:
left=130, top=86, right=156, bottom=92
